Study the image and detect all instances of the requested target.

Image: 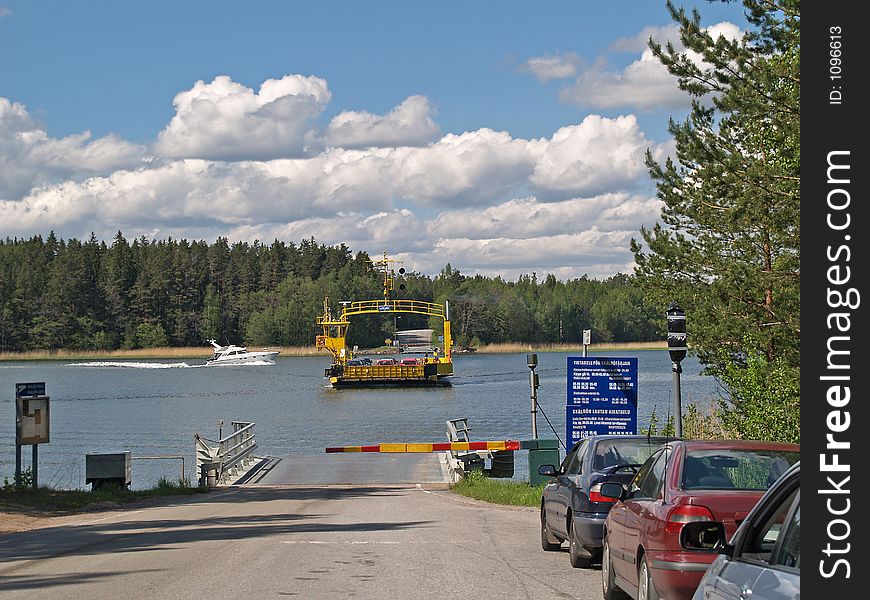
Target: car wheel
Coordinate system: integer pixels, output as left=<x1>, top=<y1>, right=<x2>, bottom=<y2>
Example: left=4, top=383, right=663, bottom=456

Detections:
left=568, top=515, right=594, bottom=568
left=638, top=556, right=660, bottom=600
left=540, top=506, right=561, bottom=551
left=602, top=535, right=629, bottom=600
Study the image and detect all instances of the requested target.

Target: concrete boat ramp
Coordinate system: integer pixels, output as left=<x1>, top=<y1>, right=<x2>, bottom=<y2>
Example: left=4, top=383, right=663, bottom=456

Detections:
left=238, top=452, right=452, bottom=486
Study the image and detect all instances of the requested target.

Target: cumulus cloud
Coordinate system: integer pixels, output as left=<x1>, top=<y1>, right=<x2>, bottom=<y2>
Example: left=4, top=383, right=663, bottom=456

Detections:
left=608, top=24, right=681, bottom=53
left=529, top=115, right=659, bottom=195
left=0, top=98, right=148, bottom=198
left=559, top=49, right=686, bottom=111
left=519, top=53, right=583, bottom=82
left=320, top=95, right=440, bottom=149
left=527, top=22, right=742, bottom=111
left=154, top=75, right=331, bottom=161
left=2, top=74, right=670, bottom=278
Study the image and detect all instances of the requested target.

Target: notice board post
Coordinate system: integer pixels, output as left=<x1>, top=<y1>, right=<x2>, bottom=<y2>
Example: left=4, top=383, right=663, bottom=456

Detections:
left=15, top=382, right=50, bottom=488
left=566, top=357, right=638, bottom=447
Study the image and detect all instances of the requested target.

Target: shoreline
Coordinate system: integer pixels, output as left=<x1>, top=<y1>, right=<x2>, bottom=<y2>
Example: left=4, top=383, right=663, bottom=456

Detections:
left=0, top=341, right=666, bottom=362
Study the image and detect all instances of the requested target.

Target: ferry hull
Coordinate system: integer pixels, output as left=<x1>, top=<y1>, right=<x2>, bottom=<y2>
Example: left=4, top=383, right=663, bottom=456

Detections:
left=326, top=361, right=453, bottom=387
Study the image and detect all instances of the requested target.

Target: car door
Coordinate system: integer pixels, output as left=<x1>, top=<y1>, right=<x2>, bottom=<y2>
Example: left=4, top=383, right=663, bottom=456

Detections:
left=609, top=448, right=665, bottom=582
left=544, top=440, right=582, bottom=537
left=701, top=479, right=799, bottom=600
left=619, top=448, right=668, bottom=583
left=552, top=440, right=588, bottom=537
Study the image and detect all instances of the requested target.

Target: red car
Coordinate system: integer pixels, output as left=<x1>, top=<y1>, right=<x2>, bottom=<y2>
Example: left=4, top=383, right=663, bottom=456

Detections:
left=600, top=439, right=799, bottom=600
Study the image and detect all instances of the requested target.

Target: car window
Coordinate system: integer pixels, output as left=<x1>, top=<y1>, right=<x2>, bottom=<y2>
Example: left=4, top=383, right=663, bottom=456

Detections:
left=561, top=440, right=586, bottom=474
left=637, top=448, right=669, bottom=499
left=681, top=449, right=798, bottom=490
left=773, top=498, right=800, bottom=569
left=564, top=440, right=588, bottom=475
left=628, top=448, right=663, bottom=497
left=593, top=438, right=668, bottom=471
left=740, top=487, right=798, bottom=563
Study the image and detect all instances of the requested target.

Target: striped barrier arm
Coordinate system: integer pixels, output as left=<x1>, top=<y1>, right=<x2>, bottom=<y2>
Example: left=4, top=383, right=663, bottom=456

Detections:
left=325, top=440, right=521, bottom=453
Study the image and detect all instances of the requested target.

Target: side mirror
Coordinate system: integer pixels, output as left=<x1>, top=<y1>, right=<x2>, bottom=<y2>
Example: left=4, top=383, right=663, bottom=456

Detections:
left=680, top=521, right=726, bottom=550
left=537, top=464, right=558, bottom=477
left=599, top=481, right=625, bottom=501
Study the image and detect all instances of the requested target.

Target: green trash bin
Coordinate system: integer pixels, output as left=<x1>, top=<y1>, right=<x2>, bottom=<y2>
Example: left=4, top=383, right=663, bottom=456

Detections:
left=526, top=439, right=560, bottom=486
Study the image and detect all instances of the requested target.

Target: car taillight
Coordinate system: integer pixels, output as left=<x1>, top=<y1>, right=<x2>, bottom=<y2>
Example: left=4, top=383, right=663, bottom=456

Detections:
left=589, top=483, right=617, bottom=504
left=666, top=505, right=716, bottom=534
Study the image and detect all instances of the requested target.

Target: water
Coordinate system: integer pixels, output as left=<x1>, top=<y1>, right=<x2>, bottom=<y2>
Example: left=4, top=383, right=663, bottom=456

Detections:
left=0, top=351, right=721, bottom=489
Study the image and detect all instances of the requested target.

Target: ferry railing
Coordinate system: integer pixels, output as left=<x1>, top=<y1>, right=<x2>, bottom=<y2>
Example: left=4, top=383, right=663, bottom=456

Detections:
left=194, top=421, right=258, bottom=486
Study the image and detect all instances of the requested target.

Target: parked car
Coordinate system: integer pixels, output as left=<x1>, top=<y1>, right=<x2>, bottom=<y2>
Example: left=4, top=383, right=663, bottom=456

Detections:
left=375, top=357, right=398, bottom=365
left=690, top=461, right=800, bottom=600
left=600, top=439, right=799, bottom=600
left=538, top=435, right=674, bottom=568
left=400, top=357, right=422, bottom=365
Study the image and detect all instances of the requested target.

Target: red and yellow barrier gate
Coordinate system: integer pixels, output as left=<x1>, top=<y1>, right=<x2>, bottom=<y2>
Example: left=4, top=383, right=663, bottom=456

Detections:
left=325, top=440, right=520, bottom=453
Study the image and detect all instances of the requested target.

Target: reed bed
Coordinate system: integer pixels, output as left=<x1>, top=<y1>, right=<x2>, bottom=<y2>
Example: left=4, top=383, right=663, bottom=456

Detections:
left=473, top=341, right=666, bottom=354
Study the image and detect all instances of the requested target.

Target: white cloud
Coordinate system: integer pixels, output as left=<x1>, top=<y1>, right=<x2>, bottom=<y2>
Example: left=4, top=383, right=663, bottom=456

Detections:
left=0, top=98, right=147, bottom=198
left=2, top=79, right=668, bottom=279
left=519, top=53, right=583, bottom=82
left=528, top=21, right=742, bottom=112
left=154, top=75, right=331, bottom=161
left=559, top=49, right=686, bottom=111
left=428, top=193, right=662, bottom=240
left=320, top=95, right=440, bottom=149
left=608, top=24, right=681, bottom=53
left=0, top=8, right=10, bottom=18
left=529, top=115, right=658, bottom=195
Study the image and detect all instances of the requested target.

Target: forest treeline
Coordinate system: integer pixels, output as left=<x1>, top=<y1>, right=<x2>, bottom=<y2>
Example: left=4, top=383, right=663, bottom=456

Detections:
left=0, top=232, right=662, bottom=352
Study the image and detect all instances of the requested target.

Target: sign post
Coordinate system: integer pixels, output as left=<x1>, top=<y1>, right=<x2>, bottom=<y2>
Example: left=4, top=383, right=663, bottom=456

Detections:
left=582, top=329, right=591, bottom=357
left=15, top=382, right=50, bottom=488
left=565, top=357, right=638, bottom=447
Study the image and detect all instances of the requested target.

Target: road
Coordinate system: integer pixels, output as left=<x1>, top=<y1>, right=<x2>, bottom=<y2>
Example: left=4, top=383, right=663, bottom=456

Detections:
left=0, top=484, right=602, bottom=599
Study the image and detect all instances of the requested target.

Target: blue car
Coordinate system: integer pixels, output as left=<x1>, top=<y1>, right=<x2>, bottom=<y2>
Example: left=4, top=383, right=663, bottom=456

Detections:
left=688, top=461, right=800, bottom=600
left=539, top=434, right=672, bottom=568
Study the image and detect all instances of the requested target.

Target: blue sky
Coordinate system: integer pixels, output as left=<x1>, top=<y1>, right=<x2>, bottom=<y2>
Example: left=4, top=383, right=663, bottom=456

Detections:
left=1, top=0, right=748, bottom=279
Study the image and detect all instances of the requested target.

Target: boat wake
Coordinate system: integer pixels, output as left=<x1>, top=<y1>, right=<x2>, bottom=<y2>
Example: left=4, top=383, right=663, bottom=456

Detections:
left=205, top=360, right=276, bottom=367
left=66, top=361, right=198, bottom=369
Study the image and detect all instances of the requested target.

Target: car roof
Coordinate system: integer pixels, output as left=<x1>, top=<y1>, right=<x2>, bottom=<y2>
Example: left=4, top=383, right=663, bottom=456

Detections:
left=678, top=439, right=800, bottom=452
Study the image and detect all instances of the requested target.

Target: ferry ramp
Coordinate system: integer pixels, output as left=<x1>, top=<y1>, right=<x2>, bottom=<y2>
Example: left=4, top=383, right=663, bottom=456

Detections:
left=241, top=452, right=451, bottom=486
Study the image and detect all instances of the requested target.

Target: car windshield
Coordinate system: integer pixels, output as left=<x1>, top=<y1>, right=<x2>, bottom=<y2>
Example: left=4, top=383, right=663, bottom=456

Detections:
left=593, top=439, right=665, bottom=471
left=682, top=449, right=799, bottom=490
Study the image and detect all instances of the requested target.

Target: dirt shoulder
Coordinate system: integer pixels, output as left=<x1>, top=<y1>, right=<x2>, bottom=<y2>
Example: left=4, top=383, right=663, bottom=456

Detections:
left=0, top=489, right=210, bottom=537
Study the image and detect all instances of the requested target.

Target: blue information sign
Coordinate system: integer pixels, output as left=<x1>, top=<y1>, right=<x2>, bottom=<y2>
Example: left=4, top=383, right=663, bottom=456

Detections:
left=566, top=357, right=638, bottom=446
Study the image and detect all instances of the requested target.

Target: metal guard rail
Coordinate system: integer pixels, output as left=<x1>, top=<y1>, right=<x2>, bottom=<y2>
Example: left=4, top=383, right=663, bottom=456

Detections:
left=194, top=421, right=258, bottom=486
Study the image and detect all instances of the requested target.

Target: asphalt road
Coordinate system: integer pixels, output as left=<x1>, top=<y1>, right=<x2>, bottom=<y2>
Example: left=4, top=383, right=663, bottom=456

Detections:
left=0, top=484, right=602, bottom=599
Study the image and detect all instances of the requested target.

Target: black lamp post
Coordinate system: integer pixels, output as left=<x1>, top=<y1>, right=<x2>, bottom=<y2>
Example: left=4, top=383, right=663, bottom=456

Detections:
left=527, top=353, right=539, bottom=438
left=666, top=302, right=686, bottom=437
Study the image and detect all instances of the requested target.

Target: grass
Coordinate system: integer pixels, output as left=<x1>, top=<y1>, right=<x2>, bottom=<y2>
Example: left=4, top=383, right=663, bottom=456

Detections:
left=451, top=470, right=545, bottom=507
left=0, top=478, right=209, bottom=515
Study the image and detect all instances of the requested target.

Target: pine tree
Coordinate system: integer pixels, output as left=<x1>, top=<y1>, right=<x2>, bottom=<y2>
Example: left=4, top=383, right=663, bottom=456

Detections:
left=631, top=0, right=799, bottom=441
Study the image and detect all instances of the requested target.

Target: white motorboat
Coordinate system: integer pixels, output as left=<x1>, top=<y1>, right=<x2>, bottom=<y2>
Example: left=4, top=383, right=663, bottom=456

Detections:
left=206, top=339, right=279, bottom=365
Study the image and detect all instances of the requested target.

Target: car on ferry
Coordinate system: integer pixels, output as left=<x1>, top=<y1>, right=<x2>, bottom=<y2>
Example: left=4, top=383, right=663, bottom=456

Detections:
left=375, top=357, right=398, bottom=366
left=599, top=439, right=799, bottom=600
left=538, top=435, right=674, bottom=568
left=346, top=357, right=372, bottom=366
left=400, top=357, right=422, bottom=366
